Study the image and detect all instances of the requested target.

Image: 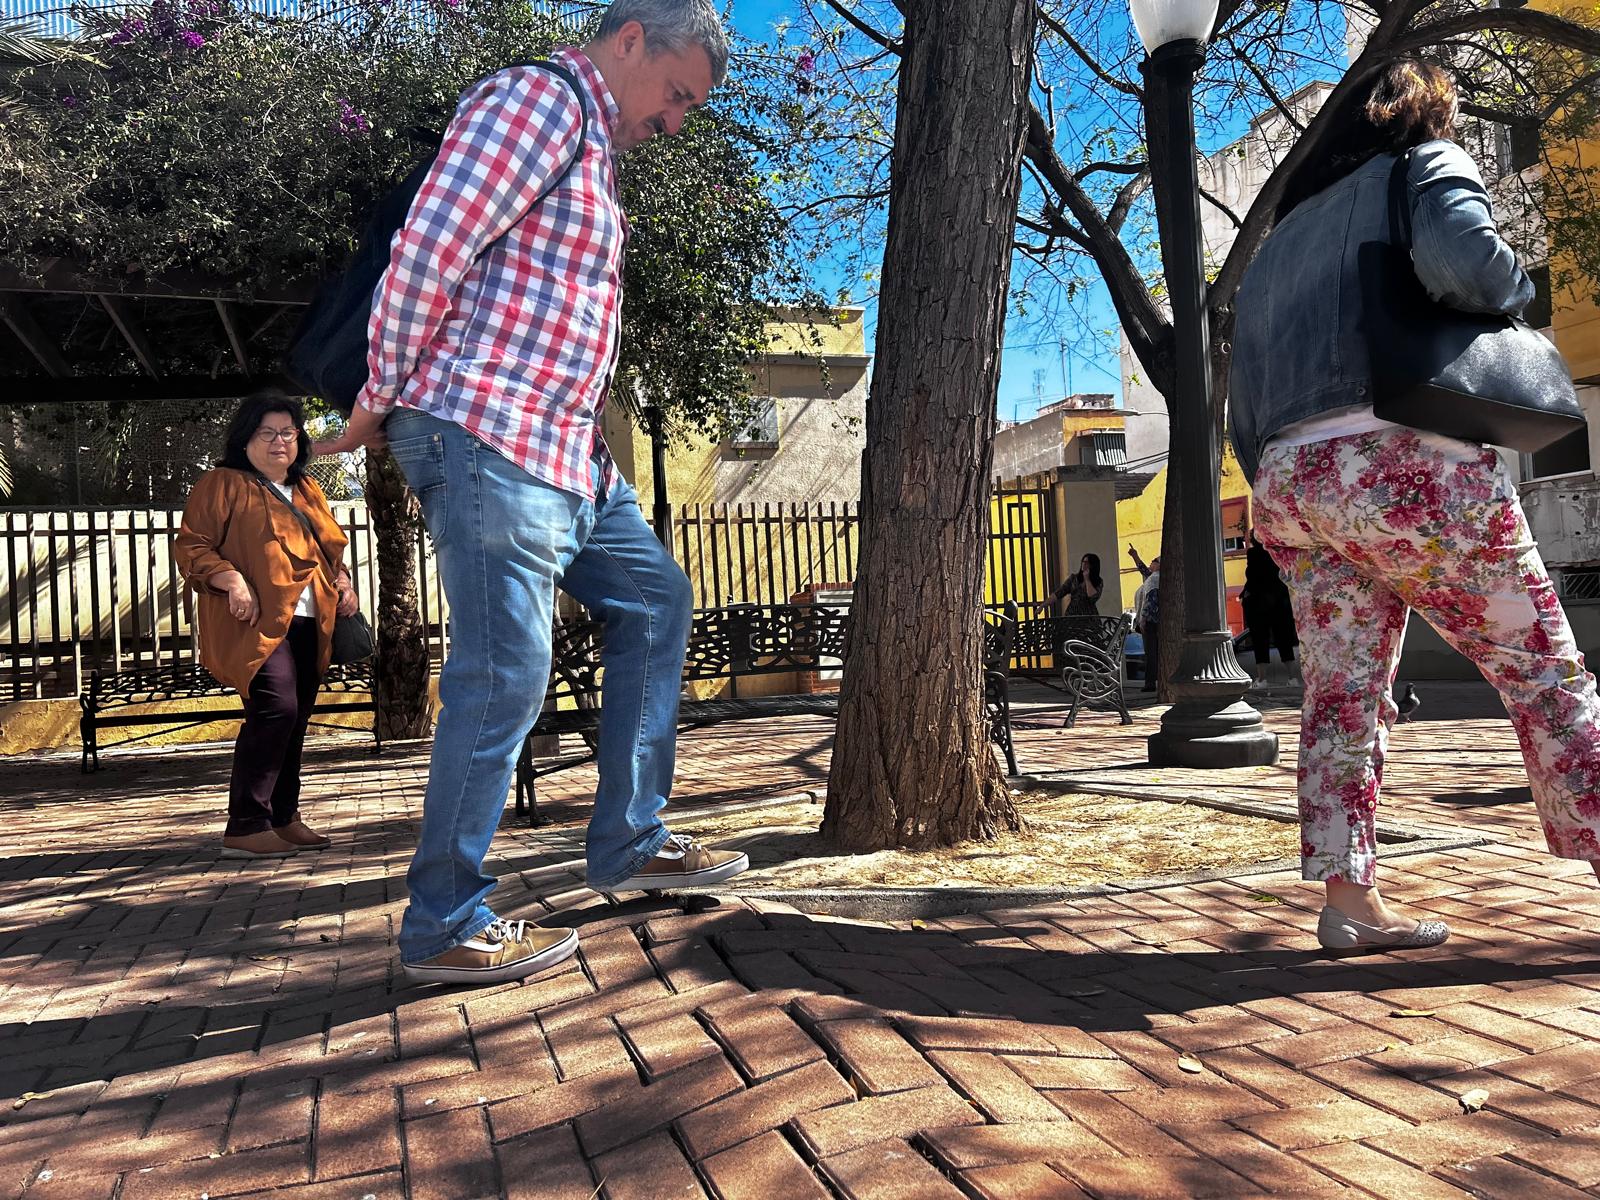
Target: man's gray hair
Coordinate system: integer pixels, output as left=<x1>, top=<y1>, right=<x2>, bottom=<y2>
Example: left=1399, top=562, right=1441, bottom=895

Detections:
left=597, top=0, right=729, bottom=87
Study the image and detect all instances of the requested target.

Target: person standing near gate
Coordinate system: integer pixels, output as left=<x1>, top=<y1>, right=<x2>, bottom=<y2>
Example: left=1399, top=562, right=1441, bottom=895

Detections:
left=1130, top=547, right=1161, bottom=692
left=176, top=392, right=360, bottom=859
left=1240, top=531, right=1299, bottom=685
left=315, top=0, right=747, bottom=986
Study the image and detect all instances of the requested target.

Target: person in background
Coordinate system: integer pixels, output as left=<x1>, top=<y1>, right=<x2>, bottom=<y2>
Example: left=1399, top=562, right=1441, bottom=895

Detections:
left=1231, top=59, right=1600, bottom=951
left=1240, top=531, right=1299, bottom=685
left=175, top=392, right=359, bottom=859
left=1130, top=548, right=1161, bottom=692
left=1041, top=553, right=1103, bottom=616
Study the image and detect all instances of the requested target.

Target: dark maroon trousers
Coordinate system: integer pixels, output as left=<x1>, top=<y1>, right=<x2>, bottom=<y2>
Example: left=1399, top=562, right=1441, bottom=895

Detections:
left=226, top=615, right=320, bottom=836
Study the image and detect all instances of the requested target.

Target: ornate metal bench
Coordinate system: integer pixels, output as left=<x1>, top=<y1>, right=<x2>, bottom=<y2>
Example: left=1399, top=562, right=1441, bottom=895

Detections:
left=79, top=660, right=379, bottom=771
left=515, top=601, right=1020, bottom=824
left=1012, top=613, right=1134, bottom=726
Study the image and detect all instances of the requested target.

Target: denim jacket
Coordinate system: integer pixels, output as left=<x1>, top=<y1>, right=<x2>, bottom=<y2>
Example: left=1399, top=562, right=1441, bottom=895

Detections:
left=1228, top=139, right=1534, bottom=483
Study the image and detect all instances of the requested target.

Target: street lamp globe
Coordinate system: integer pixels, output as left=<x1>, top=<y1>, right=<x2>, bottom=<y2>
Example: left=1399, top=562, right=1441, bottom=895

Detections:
left=1128, top=0, right=1219, bottom=54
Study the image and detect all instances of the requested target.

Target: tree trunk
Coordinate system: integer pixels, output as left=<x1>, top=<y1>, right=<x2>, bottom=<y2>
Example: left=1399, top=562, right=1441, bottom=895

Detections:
left=821, top=0, right=1036, bottom=852
left=365, top=447, right=431, bottom=740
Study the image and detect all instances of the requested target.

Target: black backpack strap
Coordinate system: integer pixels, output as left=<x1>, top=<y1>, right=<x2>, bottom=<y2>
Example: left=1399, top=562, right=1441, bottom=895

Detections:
left=503, top=58, right=590, bottom=211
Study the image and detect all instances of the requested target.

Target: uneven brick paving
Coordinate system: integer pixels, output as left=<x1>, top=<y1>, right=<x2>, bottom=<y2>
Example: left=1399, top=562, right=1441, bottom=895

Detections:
left=6, top=682, right=1600, bottom=1198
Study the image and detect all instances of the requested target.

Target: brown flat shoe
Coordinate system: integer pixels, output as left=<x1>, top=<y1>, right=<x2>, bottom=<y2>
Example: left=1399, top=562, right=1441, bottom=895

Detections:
left=275, top=819, right=330, bottom=848
left=220, top=830, right=298, bottom=859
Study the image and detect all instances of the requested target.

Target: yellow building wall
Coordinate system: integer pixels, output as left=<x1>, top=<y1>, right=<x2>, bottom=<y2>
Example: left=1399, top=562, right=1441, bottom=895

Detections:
left=1115, top=442, right=1253, bottom=632
left=624, top=308, right=867, bottom=515
left=1533, top=0, right=1600, bottom=381
left=1059, top=410, right=1126, bottom=439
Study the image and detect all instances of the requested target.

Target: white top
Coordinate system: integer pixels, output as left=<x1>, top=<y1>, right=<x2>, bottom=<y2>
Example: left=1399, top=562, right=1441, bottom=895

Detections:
left=1264, top=403, right=1402, bottom=452
left=269, top=480, right=317, bottom=619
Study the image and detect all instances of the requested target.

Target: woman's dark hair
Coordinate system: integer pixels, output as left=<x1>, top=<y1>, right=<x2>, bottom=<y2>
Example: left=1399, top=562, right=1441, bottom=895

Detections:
left=1274, top=59, right=1459, bottom=222
left=1081, top=552, right=1103, bottom=589
left=220, top=390, right=311, bottom=483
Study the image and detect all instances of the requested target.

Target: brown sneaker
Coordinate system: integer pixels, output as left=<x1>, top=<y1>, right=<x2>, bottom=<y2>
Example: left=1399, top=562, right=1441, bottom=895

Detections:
left=275, top=818, right=331, bottom=848
left=608, top=833, right=749, bottom=892
left=402, top=918, right=578, bottom=986
left=220, top=830, right=298, bottom=859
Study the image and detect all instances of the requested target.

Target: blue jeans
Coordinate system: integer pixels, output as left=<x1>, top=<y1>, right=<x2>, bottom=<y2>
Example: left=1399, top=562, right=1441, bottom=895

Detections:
left=385, top=409, right=690, bottom=964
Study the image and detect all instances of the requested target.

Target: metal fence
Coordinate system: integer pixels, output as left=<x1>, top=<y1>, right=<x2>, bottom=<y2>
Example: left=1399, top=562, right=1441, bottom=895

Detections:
left=0, top=504, right=449, bottom=701
left=669, top=502, right=860, bottom=609
left=2, top=489, right=1058, bottom=701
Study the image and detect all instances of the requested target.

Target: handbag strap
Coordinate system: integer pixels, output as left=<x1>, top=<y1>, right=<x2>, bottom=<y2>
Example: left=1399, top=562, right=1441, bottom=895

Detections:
left=253, top=473, right=343, bottom=581
left=1387, top=148, right=1416, bottom=249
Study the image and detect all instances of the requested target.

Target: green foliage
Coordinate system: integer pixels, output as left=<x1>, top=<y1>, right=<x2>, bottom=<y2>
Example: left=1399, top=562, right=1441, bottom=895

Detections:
left=0, top=0, right=819, bottom=441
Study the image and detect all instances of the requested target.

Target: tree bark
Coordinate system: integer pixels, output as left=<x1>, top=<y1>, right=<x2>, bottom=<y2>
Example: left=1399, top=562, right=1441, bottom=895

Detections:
left=364, top=447, right=431, bottom=740
left=822, top=0, right=1036, bottom=852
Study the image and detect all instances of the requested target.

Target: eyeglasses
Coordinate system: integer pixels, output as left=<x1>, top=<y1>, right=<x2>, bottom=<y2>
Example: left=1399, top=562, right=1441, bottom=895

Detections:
left=254, top=429, right=299, bottom=444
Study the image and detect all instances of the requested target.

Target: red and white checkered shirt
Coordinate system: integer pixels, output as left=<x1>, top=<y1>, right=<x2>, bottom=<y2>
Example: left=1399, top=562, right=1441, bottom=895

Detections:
left=355, top=48, right=625, bottom=499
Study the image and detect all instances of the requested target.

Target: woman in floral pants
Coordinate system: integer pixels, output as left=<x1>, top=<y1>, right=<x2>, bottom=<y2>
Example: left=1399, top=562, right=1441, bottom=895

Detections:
left=1254, top=431, right=1600, bottom=891
left=1229, top=61, right=1600, bottom=949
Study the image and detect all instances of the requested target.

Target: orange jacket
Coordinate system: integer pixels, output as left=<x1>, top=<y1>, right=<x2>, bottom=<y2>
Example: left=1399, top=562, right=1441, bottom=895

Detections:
left=174, top=468, right=349, bottom=696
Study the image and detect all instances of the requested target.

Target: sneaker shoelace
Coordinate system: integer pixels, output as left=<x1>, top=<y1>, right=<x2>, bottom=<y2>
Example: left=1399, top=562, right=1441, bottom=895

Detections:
left=663, top=832, right=704, bottom=859
left=482, top=917, right=527, bottom=945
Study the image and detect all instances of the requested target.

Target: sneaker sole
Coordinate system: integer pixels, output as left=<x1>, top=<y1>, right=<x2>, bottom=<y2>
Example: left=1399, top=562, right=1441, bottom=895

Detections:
left=402, top=927, right=579, bottom=986
left=609, top=851, right=751, bottom=893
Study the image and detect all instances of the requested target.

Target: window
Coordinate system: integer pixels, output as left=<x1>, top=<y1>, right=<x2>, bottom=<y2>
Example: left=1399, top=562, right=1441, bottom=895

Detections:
left=1221, top=497, right=1249, bottom=553
left=1078, top=431, right=1127, bottom=468
left=729, top=398, right=779, bottom=449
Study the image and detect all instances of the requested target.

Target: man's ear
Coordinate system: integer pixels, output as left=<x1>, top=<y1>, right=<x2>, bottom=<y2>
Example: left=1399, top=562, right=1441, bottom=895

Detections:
left=613, top=19, right=647, bottom=62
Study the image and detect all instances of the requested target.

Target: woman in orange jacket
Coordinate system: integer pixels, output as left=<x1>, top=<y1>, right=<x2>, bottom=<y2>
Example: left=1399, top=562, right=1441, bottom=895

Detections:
left=175, top=392, right=359, bottom=858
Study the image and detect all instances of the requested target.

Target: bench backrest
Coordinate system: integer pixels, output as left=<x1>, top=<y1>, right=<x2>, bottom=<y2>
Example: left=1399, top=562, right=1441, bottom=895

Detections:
left=545, top=603, right=852, bottom=702
left=1011, top=613, right=1131, bottom=674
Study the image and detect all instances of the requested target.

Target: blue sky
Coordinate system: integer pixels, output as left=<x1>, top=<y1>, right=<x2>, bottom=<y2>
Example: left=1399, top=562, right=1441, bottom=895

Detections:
left=728, top=0, right=1125, bottom=419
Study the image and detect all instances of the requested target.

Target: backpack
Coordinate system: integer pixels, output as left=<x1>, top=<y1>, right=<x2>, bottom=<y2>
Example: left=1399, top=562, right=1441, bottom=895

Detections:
left=282, top=59, right=589, bottom=414
left=1140, top=579, right=1160, bottom=635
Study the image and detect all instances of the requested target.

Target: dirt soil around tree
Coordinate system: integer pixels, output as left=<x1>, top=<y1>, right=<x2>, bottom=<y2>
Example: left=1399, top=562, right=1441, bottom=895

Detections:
left=637, top=789, right=1302, bottom=890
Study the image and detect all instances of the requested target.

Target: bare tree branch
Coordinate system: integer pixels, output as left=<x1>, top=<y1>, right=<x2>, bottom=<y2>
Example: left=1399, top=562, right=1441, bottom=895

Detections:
left=1200, top=188, right=1243, bottom=231
left=1107, top=167, right=1151, bottom=233
left=1073, top=159, right=1147, bottom=180
left=1038, top=8, right=1142, bottom=98
left=1023, top=102, right=1170, bottom=389
left=1397, top=7, right=1600, bottom=59
left=816, top=0, right=902, bottom=54
left=1237, top=52, right=1305, bottom=134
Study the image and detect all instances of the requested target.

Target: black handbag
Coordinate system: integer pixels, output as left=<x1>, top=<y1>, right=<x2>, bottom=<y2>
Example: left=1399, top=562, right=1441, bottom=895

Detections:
left=329, top=610, right=376, bottom=665
left=1360, top=149, right=1584, bottom=453
left=254, top=473, right=375, bottom=664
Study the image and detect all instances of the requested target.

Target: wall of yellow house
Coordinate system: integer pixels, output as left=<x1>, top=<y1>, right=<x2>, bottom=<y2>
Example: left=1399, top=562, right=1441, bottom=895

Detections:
left=1058, top=409, right=1127, bottom=449
left=1115, top=442, right=1254, bottom=631
left=1531, top=0, right=1600, bottom=382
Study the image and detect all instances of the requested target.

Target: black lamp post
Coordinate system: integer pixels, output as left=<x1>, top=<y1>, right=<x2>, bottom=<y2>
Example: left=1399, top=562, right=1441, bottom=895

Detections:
left=644, top=404, right=673, bottom=548
left=1131, top=0, right=1278, bottom=768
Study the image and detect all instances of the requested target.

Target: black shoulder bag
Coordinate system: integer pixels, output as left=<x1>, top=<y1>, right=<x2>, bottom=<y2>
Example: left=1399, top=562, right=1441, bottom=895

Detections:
left=256, top=475, right=375, bottom=665
left=1360, top=149, right=1584, bottom=453
left=282, top=59, right=590, bottom=414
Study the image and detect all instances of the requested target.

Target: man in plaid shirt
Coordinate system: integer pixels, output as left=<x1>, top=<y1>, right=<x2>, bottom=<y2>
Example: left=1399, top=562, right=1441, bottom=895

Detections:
left=323, top=0, right=747, bottom=986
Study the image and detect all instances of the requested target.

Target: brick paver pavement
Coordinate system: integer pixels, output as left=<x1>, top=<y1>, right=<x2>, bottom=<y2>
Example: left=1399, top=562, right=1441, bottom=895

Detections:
left=5, top=681, right=1600, bottom=1198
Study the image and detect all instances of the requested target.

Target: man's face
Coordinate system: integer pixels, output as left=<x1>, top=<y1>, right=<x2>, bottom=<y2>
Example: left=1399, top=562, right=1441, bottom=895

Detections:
left=607, top=22, right=714, bottom=152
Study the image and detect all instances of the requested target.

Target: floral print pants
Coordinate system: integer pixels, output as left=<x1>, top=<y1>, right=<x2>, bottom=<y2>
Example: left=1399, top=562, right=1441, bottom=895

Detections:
left=1253, top=426, right=1600, bottom=885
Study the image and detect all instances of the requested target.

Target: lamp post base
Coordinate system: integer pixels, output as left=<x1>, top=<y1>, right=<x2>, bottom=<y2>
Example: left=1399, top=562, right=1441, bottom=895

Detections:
left=1147, top=630, right=1279, bottom=768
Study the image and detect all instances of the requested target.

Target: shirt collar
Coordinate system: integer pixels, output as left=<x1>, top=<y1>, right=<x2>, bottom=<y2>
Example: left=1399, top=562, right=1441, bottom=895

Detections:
left=554, top=47, right=619, bottom=138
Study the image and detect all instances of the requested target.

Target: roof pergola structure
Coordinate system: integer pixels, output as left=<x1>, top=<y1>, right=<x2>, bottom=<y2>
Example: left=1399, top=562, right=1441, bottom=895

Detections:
left=0, top=259, right=313, bottom=404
